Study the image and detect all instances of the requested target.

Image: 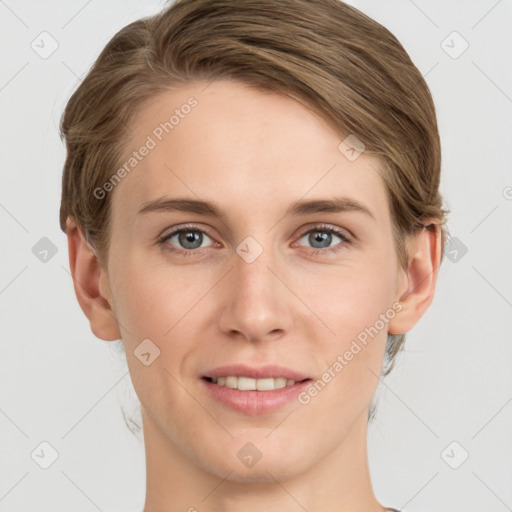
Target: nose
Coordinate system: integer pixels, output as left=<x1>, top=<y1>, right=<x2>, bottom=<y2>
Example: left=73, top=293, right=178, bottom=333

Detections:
left=217, top=239, right=294, bottom=343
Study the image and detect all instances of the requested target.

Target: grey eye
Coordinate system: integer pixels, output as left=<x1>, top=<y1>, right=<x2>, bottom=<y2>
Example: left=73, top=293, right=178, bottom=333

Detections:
left=164, top=229, right=213, bottom=250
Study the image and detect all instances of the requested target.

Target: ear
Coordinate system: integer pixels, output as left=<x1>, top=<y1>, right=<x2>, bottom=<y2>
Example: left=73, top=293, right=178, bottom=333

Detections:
left=388, top=220, right=442, bottom=335
left=65, top=218, right=121, bottom=341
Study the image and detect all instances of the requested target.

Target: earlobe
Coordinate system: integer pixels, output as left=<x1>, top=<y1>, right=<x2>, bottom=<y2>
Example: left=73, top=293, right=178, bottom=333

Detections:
left=66, top=218, right=121, bottom=341
left=388, top=222, right=442, bottom=335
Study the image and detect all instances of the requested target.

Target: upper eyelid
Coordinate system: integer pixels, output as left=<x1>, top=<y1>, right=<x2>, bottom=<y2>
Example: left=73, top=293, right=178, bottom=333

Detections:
left=300, top=223, right=351, bottom=238
left=161, top=224, right=214, bottom=241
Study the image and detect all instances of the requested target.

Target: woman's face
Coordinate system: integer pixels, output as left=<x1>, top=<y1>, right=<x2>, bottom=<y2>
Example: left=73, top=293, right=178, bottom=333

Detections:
left=102, top=79, right=408, bottom=482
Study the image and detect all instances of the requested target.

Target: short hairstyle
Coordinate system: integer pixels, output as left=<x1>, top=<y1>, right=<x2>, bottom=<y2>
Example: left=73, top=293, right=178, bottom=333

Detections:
left=59, top=0, right=449, bottom=394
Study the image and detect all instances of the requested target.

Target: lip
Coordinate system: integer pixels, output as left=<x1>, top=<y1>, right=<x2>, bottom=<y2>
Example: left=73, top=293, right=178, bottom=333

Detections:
left=200, top=378, right=312, bottom=415
left=199, top=364, right=312, bottom=415
left=202, top=364, right=310, bottom=381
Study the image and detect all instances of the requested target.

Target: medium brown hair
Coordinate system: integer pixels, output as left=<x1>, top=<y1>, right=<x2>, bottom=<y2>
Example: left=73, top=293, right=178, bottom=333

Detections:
left=60, top=0, right=448, bottom=395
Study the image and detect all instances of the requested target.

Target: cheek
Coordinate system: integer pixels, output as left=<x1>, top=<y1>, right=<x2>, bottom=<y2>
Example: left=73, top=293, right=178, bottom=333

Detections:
left=306, top=258, right=397, bottom=342
left=113, top=275, right=169, bottom=341
left=109, top=256, right=217, bottom=376
left=108, top=262, right=203, bottom=410
left=298, top=256, right=397, bottom=404
left=110, top=251, right=193, bottom=335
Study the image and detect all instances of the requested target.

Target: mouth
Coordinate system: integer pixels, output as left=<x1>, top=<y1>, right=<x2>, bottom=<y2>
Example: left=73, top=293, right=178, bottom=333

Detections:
left=199, top=364, right=314, bottom=414
left=202, top=375, right=312, bottom=391
left=200, top=369, right=314, bottom=415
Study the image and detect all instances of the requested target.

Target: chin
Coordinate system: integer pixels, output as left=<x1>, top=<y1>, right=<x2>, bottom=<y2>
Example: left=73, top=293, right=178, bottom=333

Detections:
left=198, top=439, right=312, bottom=483
left=211, top=459, right=304, bottom=484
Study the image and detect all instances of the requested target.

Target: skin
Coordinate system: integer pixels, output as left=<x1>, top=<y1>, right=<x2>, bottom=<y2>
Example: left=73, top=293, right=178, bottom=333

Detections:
left=67, top=79, right=441, bottom=512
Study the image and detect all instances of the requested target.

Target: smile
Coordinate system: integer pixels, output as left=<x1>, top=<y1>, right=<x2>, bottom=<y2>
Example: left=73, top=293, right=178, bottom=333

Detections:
left=205, top=375, right=307, bottom=391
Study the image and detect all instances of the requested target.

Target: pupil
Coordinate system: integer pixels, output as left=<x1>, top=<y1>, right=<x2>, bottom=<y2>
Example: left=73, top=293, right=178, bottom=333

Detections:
left=311, top=231, right=330, bottom=248
left=180, top=231, right=201, bottom=249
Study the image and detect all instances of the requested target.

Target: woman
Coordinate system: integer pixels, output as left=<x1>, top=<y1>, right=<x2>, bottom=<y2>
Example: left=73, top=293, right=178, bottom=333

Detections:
left=60, top=0, right=448, bottom=510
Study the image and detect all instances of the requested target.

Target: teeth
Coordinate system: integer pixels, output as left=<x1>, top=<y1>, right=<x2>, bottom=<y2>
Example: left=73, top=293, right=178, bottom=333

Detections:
left=211, top=376, right=298, bottom=390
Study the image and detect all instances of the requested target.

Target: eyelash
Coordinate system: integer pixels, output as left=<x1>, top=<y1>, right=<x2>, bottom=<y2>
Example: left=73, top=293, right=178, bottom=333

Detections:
left=157, top=223, right=352, bottom=258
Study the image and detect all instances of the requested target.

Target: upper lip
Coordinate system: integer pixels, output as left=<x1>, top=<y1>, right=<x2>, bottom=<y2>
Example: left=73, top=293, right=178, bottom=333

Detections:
left=202, top=364, right=311, bottom=382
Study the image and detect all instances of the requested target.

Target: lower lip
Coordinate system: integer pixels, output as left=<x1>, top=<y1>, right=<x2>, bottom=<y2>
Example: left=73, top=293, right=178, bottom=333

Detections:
left=200, top=378, right=312, bottom=415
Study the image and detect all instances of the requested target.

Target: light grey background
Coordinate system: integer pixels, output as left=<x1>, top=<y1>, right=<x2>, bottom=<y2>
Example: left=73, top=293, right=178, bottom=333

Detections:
left=1, top=1, right=511, bottom=511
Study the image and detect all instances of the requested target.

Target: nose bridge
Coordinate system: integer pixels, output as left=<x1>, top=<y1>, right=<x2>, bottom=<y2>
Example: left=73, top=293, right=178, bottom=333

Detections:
left=235, top=237, right=274, bottom=296
left=219, top=234, right=290, bottom=340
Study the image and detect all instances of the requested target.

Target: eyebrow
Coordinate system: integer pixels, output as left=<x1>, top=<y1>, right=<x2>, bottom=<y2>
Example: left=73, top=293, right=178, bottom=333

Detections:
left=137, top=196, right=376, bottom=222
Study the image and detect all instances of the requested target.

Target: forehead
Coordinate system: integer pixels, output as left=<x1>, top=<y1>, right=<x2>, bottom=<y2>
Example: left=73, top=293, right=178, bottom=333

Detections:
left=110, top=79, right=389, bottom=225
